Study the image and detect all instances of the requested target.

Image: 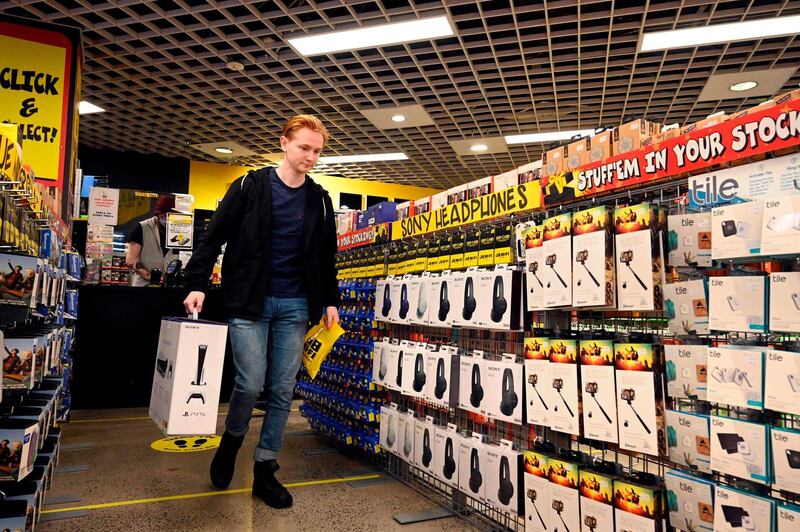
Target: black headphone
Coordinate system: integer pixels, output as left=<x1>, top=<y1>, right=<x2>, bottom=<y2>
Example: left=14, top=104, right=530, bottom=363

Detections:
left=468, top=448, right=482, bottom=493
left=490, top=276, right=507, bottom=323
left=403, top=419, right=412, bottom=457
left=412, top=353, right=426, bottom=392
left=499, top=368, right=519, bottom=416
left=443, top=437, right=456, bottom=479
left=422, top=428, right=432, bottom=467
left=462, top=276, right=476, bottom=320
left=470, top=363, right=484, bottom=408
left=381, top=284, right=391, bottom=317
left=396, top=351, right=403, bottom=388
left=434, top=357, right=447, bottom=399
left=497, top=455, right=514, bottom=505
left=399, top=283, right=409, bottom=319
left=438, top=280, right=450, bottom=322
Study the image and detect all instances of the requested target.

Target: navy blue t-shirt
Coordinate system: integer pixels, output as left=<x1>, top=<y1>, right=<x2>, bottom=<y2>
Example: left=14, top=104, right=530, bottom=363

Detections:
left=267, top=171, right=306, bottom=297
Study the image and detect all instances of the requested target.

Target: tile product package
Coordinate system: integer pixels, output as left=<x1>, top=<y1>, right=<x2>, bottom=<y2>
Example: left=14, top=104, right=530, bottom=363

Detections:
left=579, top=339, right=618, bottom=444
left=667, top=212, right=713, bottom=267
left=459, top=433, right=487, bottom=502
left=761, top=195, right=800, bottom=255
left=432, top=423, right=460, bottom=488
left=401, top=344, right=428, bottom=399
left=764, top=349, right=800, bottom=416
left=771, top=426, right=800, bottom=495
left=713, top=484, right=774, bottom=532
left=149, top=318, right=228, bottom=436
left=778, top=504, right=800, bottom=532
left=371, top=340, right=388, bottom=386
left=424, top=346, right=459, bottom=408
left=615, top=343, right=663, bottom=456
left=524, top=451, right=553, bottom=531
left=665, top=410, right=711, bottom=473
left=542, top=213, right=573, bottom=307
left=524, top=223, right=546, bottom=311
left=483, top=356, right=523, bottom=425
left=427, top=274, right=452, bottom=327
left=459, top=353, right=486, bottom=415
left=572, top=206, right=616, bottom=309
left=485, top=440, right=523, bottom=515
left=664, top=280, right=710, bottom=336
left=0, top=420, right=39, bottom=481
left=407, top=275, right=429, bottom=326
left=548, top=457, right=581, bottom=532
left=707, top=346, right=764, bottom=410
left=3, top=337, right=35, bottom=391
left=379, top=405, right=399, bottom=455
left=381, top=342, right=403, bottom=393
left=710, top=415, right=770, bottom=485
left=708, top=276, right=766, bottom=333
left=549, top=339, right=580, bottom=436
left=769, top=272, right=800, bottom=333
left=615, top=203, right=662, bottom=311
left=579, top=468, right=615, bottom=532
left=613, top=477, right=663, bottom=532
left=665, top=469, right=715, bottom=532
left=413, top=416, right=436, bottom=474
left=711, top=200, right=764, bottom=259
left=396, top=410, right=416, bottom=462
left=524, top=337, right=553, bottom=428
left=664, top=344, right=709, bottom=401
left=474, top=269, right=523, bottom=330
left=450, top=270, right=474, bottom=328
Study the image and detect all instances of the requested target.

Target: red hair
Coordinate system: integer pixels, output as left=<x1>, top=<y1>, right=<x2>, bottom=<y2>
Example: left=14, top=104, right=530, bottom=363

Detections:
left=282, top=114, right=329, bottom=145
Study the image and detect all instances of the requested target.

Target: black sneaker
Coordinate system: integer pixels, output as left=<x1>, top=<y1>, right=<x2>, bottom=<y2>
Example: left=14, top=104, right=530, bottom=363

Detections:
left=252, top=459, right=292, bottom=509
left=210, top=431, right=244, bottom=489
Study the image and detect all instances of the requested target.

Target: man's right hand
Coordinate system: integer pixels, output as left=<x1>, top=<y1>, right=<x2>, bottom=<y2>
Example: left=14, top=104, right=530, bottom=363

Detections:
left=184, top=291, right=206, bottom=314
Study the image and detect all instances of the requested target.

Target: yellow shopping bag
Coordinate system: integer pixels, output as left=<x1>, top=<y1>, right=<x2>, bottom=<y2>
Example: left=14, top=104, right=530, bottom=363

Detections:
left=302, top=318, right=345, bottom=380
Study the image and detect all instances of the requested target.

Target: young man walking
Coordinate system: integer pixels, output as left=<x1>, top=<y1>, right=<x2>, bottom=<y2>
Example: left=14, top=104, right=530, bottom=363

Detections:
left=183, top=115, right=340, bottom=508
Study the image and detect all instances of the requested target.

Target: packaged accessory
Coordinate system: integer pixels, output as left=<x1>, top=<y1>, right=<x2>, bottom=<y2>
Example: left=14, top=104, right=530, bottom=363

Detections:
left=710, top=415, right=770, bottom=485
left=665, top=469, right=714, bottom=532
left=764, top=349, right=800, bottom=416
left=713, top=485, right=774, bottom=532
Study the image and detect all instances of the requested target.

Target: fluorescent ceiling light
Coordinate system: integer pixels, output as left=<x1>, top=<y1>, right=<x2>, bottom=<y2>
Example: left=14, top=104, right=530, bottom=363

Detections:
left=288, top=16, right=454, bottom=56
left=319, top=153, right=408, bottom=164
left=640, top=15, right=800, bottom=52
left=215, top=147, right=234, bottom=154
left=470, top=144, right=488, bottom=152
left=391, top=114, right=406, bottom=122
left=729, top=81, right=758, bottom=92
left=505, top=129, right=594, bottom=145
left=79, top=101, right=105, bottom=114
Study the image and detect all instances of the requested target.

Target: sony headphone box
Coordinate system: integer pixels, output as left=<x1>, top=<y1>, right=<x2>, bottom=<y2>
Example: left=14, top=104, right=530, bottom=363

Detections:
left=388, top=278, right=405, bottom=323
left=713, top=484, right=775, bottom=532
left=483, top=355, right=524, bottom=425
left=379, top=404, right=399, bottom=455
left=427, top=273, right=453, bottom=327
left=709, top=415, right=770, bottom=485
left=433, top=423, right=460, bottom=488
left=523, top=450, right=552, bottom=532
left=413, top=416, right=437, bottom=475
left=764, top=349, right=800, bottom=416
left=542, top=213, right=573, bottom=308
left=778, top=503, right=800, bottom=532
left=579, top=339, right=618, bottom=444
left=449, top=270, right=475, bottom=328
left=665, top=410, right=711, bottom=474
left=424, top=345, right=459, bottom=407
left=770, top=426, right=800, bottom=495
left=375, top=279, right=391, bottom=322
left=407, top=274, right=430, bottom=326
left=381, top=341, right=403, bottom=393
left=547, top=456, right=581, bottom=532
left=708, top=276, right=766, bottom=333
left=664, top=279, right=710, bottom=336
left=760, top=195, right=800, bottom=256
left=401, top=343, right=429, bottom=399
left=523, top=222, right=546, bottom=312
left=613, top=476, right=664, bottom=532
left=524, top=336, right=553, bottom=428
left=667, top=212, right=713, bottom=267
left=711, top=200, right=764, bottom=260
left=459, top=352, right=486, bottom=415
left=396, top=410, right=416, bottom=462
left=474, top=267, right=523, bottom=330
left=548, top=338, right=580, bottom=436
left=769, top=271, right=800, bottom=333
left=572, top=206, right=615, bottom=308
left=614, top=342, right=663, bottom=457
left=485, top=440, right=523, bottom=516
left=665, top=469, right=714, bottom=532
left=371, top=339, right=388, bottom=386
left=614, top=202, right=662, bottom=311
left=663, top=344, right=708, bottom=401
left=396, top=277, right=414, bottom=324
left=707, top=346, right=765, bottom=410
left=459, top=432, right=487, bottom=502
left=579, top=467, right=616, bottom=532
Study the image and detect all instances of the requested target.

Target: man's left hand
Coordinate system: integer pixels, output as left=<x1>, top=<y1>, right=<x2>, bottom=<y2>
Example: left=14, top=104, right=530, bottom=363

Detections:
left=324, top=306, right=340, bottom=329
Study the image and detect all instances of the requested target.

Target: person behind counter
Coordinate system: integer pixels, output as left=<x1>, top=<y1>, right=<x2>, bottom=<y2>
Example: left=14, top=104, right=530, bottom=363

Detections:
left=125, top=195, right=178, bottom=286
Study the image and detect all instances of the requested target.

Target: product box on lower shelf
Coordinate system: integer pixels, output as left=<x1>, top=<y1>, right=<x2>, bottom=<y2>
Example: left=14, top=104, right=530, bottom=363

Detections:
left=432, top=423, right=459, bottom=488
left=769, top=272, right=800, bottom=333
left=579, top=339, right=617, bottom=444
left=459, top=432, right=487, bottom=502
left=485, top=440, right=523, bottom=516
left=0, top=419, right=39, bottom=481
left=764, top=348, right=800, bottom=416
left=524, top=336, right=552, bottom=428
left=710, top=415, right=770, bottom=485
left=708, top=276, right=766, bottom=333
left=665, top=469, right=715, bottom=532
left=523, top=449, right=552, bottom=532
left=664, top=343, right=709, bottom=401
left=613, top=475, right=663, bottom=532
left=414, top=416, right=436, bottom=476
left=579, top=465, right=616, bottom=532
left=665, top=410, right=711, bottom=474
left=770, top=426, right=800, bottom=496
left=548, top=455, right=581, bottom=532
left=614, top=342, right=663, bottom=457
left=713, top=484, right=774, bottom=532
left=778, top=504, right=800, bottom=532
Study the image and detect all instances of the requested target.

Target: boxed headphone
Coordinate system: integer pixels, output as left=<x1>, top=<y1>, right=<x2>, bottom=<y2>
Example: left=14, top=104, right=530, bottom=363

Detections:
left=771, top=426, right=800, bottom=495
left=523, top=449, right=552, bottom=532
left=664, top=344, right=709, bottom=401
left=485, top=439, right=523, bottom=515
left=709, top=415, right=770, bottom=485
left=760, top=195, right=800, bottom=256
left=764, top=348, right=800, bottom=417
left=400, top=343, right=429, bottom=399
left=615, top=342, right=663, bottom=457
left=778, top=503, right=800, bottom=531
left=708, top=276, right=766, bottom=333
left=381, top=341, right=403, bottom=393
left=547, top=456, right=581, bottom=532
left=664, top=279, right=710, bottom=336
left=524, top=336, right=553, bottom=428
left=572, top=206, right=615, bottom=308
left=413, top=416, right=437, bottom=475
left=396, top=410, right=416, bottom=461
left=613, top=475, right=664, bottom=532
left=542, top=213, right=573, bottom=308
left=449, top=270, right=475, bottom=328
left=579, top=339, right=618, bottom=444
left=458, top=432, right=487, bottom=502
left=549, top=338, right=580, bottom=436
left=406, top=275, right=429, bottom=326
left=474, top=267, right=523, bottom=330
left=371, top=339, right=388, bottom=385
left=379, top=404, right=399, bottom=455
left=769, top=271, right=800, bottom=333
left=578, top=466, right=616, bottom=532
left=483, top=355, right=523, bottom=425
left=667, top=212, right=713, bottom=267
left=665, top=469, right=714, bottom=532
left=424, top=345, right=459, bottom=407
left=427, top=273, right=453, bottom=327
left=614, top=202, right=663, bottom=311
left=713, top=484, right=775, bottom=532
left=375, top=279, right=392, bottom=321
left=459, top=352, right=486, bottom=415
left=707, top=346, right=765, bottom=410
left=433, top=423, right=460, bottom=488
left=464, top=227, right=481, bottom=268
left=711, top=200, right=764, bottom=260
left=665, top=410, right=711, bottom=474
left=478, top=226, right=497, bottom=267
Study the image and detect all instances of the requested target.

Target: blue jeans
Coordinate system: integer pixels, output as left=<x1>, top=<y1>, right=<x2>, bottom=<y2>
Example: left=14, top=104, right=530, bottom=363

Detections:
left=226, top=296, right=309, bottom=462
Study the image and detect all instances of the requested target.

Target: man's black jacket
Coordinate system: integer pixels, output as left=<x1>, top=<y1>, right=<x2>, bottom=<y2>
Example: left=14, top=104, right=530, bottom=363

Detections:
left=184, top=167, right=339, bottom=321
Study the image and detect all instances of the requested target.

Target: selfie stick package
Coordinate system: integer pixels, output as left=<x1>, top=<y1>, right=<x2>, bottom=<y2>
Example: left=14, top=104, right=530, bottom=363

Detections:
left=572, top=206, right=615, bottom=308
left=549, top=337, right=580, bottom=436
left=542, top=213, right=572, bottom=308
left=614, top=202, right=664, bottom=311
left=523, top=449, right=552, bottom=531
left=524, top=336, right=553, bottom=428
left=579, top=339, right=618, bottom=444
left=615, top=342, right=664, bottom=456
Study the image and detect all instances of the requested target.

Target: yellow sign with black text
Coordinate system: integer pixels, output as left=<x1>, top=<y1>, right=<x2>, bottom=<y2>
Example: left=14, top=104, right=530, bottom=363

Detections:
left=391, top=182, right=541, bottom=240
left=151, top=435, right=220, bottom=453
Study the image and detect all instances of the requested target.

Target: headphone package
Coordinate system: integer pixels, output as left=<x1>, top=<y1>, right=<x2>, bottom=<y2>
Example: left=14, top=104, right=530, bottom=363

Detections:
left=475, top=268, right=523, bottom=330
left=381, top=341, right=403, bottom=393
left=524, top=336, right=553, bottom=428
left=401, top=342, right=429, bottom=399
left=614, top=202, right=663, bottom=311
left=710, top=415, right=771, bottom=485
left=760, top=195, right=800, bottom=256
left=449, top=232, right=465, bottom=271
left=371, top=339, right=388, bottom=385
left=396, top=410, right=416, bottom=461
left=424, top=345, right=459, bottom=407
left=711, top=200, right=764, bottom=260
left=542, top=213, right=573, bottom=308
left=707, top=346, right=765, bottom=410
left=449, top=270, right=475, bottom=328
left=464, top=227, right=481, bottom=268
left=388, top=278, right=404, bottom=323
left=379, top=404, right=399, bottom=455
left=459, top=432, right=487, bottom=502
left=764, top=349, right=800, bottom=416
left=478, top=226, right=497, bottom=267
left=523, top=222, right=546, bottom=312
left=778, top=503, right=800, bottom=532
left=413, top=416, right=437, bottom=475
left=615, top=342, right=664, bottom=456
left=665, top=410, right=711, bottom=474
left=406, top=275, right=428, bottom=325
left=769, top=271, right=800, bottom=333
left=664, top=280, right=710, bottom=336
left=485, top=440, right=523, bottom=515
left=613, top=476, right=664, bottom=532
left=427, top=273, right=452, bottom=327
left=579, top=467, right=616, bottom=532
left=664, top=344, right=709, bottom=401
left=708, top=276, right=766, bottom=333
left=483, top=355, right=523, bottom=425
left=713, top=484, right=774, bottom=532
left=549, top=338, right=580, bottom=436
left=771, top=426, right=800, bottom=495
left=547, top=456, right=581, bottom=532
left=572, top=206, right=615, bottom=308
left=665, top=469, right=714, bottom=532
left=375, top=279, right=392, bottom=321
left=667, top=212, right=713, bottom=267
left=579, top=339, right=618, bottom=444
left=523, top=450, right=552, bottom=532
left=459, top=352, right=486, bottom=415
left=433, top=423, right=460, bottom=488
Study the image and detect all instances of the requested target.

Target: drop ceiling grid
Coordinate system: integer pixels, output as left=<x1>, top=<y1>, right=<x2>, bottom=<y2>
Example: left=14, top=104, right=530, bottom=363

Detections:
left=1, top=0, right=799, bottom=189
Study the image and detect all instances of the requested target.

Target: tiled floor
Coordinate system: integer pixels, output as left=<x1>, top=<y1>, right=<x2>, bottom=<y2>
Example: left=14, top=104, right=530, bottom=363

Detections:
left=39, top=403, right=477, bottom=532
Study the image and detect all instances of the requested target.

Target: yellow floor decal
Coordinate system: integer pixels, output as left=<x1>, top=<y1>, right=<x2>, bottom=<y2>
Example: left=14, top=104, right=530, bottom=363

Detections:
left=150, top=435, right=221, bottom=452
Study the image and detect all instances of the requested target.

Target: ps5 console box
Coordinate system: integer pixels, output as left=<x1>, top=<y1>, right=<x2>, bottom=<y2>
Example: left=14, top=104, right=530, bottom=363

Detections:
left=713, top=484, right=774, bottom=532
left=542, top=213, right=572, bottom=308
left=523, top=450, right=552, bottom=532
left=764, top=349, right=800, bottom=416
left=149, top=318, right=228, bottom=436
left=524, top=336, right=553, bottom=428
left=769, top=272, right=800, bottom=333
left=572, top=206, right=615, bottom=308
left=579, top=339, right=618, bottom=444
left=459, top=432, right=487, bottom=502
left=711, top=200, right=764, bottom=260
left=665, top=469, right=714, bottom=532
left=667, top=212, right=713, bottom=267
left=760, top=195, right=800, bottom=256
left=708, top=276, right=766, bottom=334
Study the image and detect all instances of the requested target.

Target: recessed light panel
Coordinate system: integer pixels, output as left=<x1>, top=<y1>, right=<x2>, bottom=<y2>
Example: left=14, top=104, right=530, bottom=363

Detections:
left=697, top=67, right=796, bottom=101
left=360, top=104, right=435, bottom=130
left=449, top=137, right=507, bottom=156
left=192, top=141, right=256, bottom=159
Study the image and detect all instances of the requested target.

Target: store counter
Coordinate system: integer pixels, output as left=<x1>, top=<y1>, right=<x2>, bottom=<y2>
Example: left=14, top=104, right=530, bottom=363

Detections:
left=73, top=285, right=235, bottom=409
